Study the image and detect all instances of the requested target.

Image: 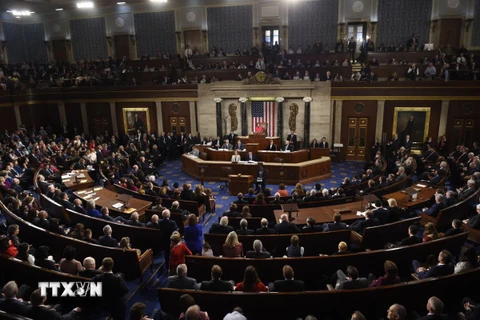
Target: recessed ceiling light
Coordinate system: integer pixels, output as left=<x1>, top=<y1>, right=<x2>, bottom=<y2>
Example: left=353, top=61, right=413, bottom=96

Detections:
left=15, top=16, right=21, bottom=19
left=77, top=1, right=94, bottom=8
left=10, top=10, right=32, bottom=16
left=150, top=0, right=167, bottom=2
left=56, top=8, right=63, bottom=11
left=117, top=2, right=126, bottom=4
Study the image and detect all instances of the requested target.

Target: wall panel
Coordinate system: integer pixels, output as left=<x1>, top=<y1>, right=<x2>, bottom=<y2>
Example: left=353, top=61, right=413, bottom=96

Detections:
left=23, top=23, right=47, bottom=62
left=65, top=103, right=84, bottom=135
left=377, top=0, right=432, bottom=48
left=85, top=103, right=112, bottom=136
left=472, top=0, right=480, bottom=46
left=446, top=100, right=480, bottom=147
left=207, top=5, right=253, bottom=54
left=0, top=107, right=17, bottom=132
left=288, top=0, right=338, bottom=50
left=70, top=17, right=108, bottom=60
left=134, top=11, right=176, bottom=58
left=3, top=22, right=26, bottom=63
left=19, top=104, right=60, bottom=132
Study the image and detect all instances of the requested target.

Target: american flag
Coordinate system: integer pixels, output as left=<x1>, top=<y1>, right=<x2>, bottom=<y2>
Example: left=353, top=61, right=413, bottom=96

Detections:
left=251, top=101, right=275, bottom=137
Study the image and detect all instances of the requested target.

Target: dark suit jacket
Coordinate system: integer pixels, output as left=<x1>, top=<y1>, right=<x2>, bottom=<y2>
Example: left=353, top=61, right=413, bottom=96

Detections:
left=159, top=218, right=178, bottom=244
left=283, top=144, right=294, bottom=152
left=404, top=139, right=413, bottom=150
left=167, top=276, right=198, bottom=289
left=209, top=223, right=234, bottom=234
left=424, top=202, right=446, bottom=218
left=319, top=141, right=329, bottom=148
left=127, top=220, right=145, bottom=227
left=400, top=235, right=421, bottom=246
left=373, top=208, right=390, bottom=225
left=272, top=279, right=305, bottom=292
left=74, top=205, right=87, bottom=215
left=200, top=279, right=233, bottom=292
left=236, top=228, right=255, bottom=235
left=98, top=235, right=118, bottom=247
left=459, top=187, right=475, bottom=201
left=266, top=144, right=277, bottom=151
left=337, top=278, right=369, bottom=290
left=100, top=214, right=115, bottom=222
left=146, top=221, right=161, bottom=230
left=93, top=272, right=128, bottom=317
left=350, top=218, right=379, bottom=234
left=323, top=222, right=347, bottom=231
left=255, top=227, right=274, bottom=235
left=422, top=314, right=450, bottom=320
left=0, top=298, right=29, bottom=316
left=467, top=215, right=480, bottom=229
left=444, top=227, right=464, bottom=237
left=79, top=269, right=102, bottom=278
left=245, top=250, right=271, bottom=258
left=274, top=221, right=301, bottom=234
left=26, top=305, right=78, bottom=320
left=418, top=264, right=454, bottom=279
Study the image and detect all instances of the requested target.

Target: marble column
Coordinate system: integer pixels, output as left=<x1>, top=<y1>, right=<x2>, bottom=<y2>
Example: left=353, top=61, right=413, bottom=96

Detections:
left=239, top=97, right=248, bottom=136
left=13, top=105, right=21, bottom=129
left=334, top=100, right=343, bottom=143
left=57, top=103, right=67, bottom=126
left=303, top=97, right=312, bottom=148
left=214, top=97, right=223, bottom=138
left=80, top=102, right=89, bottom=135
left=189, top=101, right=197, bottom=134
left=376, top=100, right=385, bottom=140
left=438, top=100, right=450, bottom=138
left=109, top=102, right=118, bottom=134
left=155, top=101, right=163, bottom=133
left=276, top=97, right=284, bottom=141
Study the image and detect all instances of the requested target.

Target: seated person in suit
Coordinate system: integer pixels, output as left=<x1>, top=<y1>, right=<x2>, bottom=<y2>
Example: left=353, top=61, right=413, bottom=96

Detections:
left=255, top=164, right=267, bottom=192
left=271, top=192, right=285, bottom=204
left=234, top=193, right=248, bottom=205
left=167, top=264, right=198, bottom=289
left=234, top=265, right=268, bottom=292
left=255, top=218, right=274, bottom=234
left=444, top=219, right=464, bottom=237
left=146, top=214, right=160, bottom=229
left=245, top=239, right=271, bottom=258
left=86, top=200, right=101, bottom=218
left=209, top=216, right=234, bottom=234
left=98, top=225, right=119, bottom=247
left=265, top=139, right=277, bottom=151
left=222, top=203, right=241, bottom=217
left=26, top=288, right=81, bottom=320
left=395, top=166, right=406, bottom=182
left=323, top=213, right=348, bottom=231
left=310, top=138, right=319, bottom=148
left=0, top=281, right=29, bottom=316
left=199, top=265, right=234, bottom=291
left=422, top=194, right=446, bottom=218
left=464, top=204, right=480, bottom=230
left=221, top=139, right=233, bottom=150
left=100, top=206, right=128, bottom=223
left=245, top=151, right=257, bottom=162
left=233, top=140, right=245, bottom=151
left=282, top=140, right=294, bottom=152
left=302, top=217, right=323, bottom=233
left=372, top=200, right=390, bottom=225
left=231, top=150, right=241, bottom=163
left=335, top=265, right=368, bottom=290
left=396, top=224, right=422, bottom=247
left=413, top=250, right=454, bottom=279
left=349, top=210, right=379, bottom=234
left=275, top=214, right=301, bottom=234
left=236, top=219, right=255, bottom=235
left=269, top=265, right=305, bottom=292
left=386, top=304, right=407, bottom=320
left=422, top=296, right=450, bottom=320
left=457, top=179, right=476, bottom=201
left=369, top=260, right=401, bottom=287
left=79, top=257, right=102, bottom=278
left=319, top=137, right=329, bottom=149
left=332, top=241, right=350, bottom=255
left=126, top=211, right=145, bottom=227
left=286, top=235, right=304, bottom=257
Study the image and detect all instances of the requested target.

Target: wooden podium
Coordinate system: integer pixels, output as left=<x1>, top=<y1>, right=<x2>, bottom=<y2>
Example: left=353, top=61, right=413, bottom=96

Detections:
left=228, top=174, right=253, bottom=196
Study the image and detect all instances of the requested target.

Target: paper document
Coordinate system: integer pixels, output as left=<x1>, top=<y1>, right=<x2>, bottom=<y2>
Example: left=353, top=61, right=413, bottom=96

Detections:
left=112, top=203, right=124, bottom=209
left=417, top=184, right=427, bottom=188
left=80, top=179, right=88, bottom=183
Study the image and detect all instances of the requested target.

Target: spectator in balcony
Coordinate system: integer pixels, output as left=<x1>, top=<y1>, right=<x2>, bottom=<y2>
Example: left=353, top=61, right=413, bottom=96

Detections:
left=407, top=64, right=419, bottom=81
left=296, top=46, right=303, bottom=54
left=388, top=72, right=399, bottom=81
left=367, top=39, right=375, bottom=51
left=242, top=48, right=250, bottom=56
left=387, top=43, right=395, bottom=52
left=313, top=38, right=323, bottom=53
left=293, top=71, right=301, bottom=80
left=255, top=58, right=265, bottom=71
left=325, top=71, right=332, bottom=82
left=283, top=72, right=292, bottom=80
left=335, top=39, right=344, bottom=53
left=314, top=60, right=321, bottom=67
left=390, top=58, right=398, bottom=65
left=424, top=62, right=437, bottom=79
left=334, top=73, right=343, bottom=82
left=140, top=53, right=149, bottom=60
left=407, top=33, right=418, bottom=50
left=314, top=73, right=321, bottom=82
left=303, top=71, right=311, bottom=81
left=238, top=63, right=247, bottom=69
left=377, top=43, right=386, bottom=52
left=370, top=57, right=379, bottom=66
left=200, top=75, right=208, bottom=84
left=369, top=71, right=378, bottom=82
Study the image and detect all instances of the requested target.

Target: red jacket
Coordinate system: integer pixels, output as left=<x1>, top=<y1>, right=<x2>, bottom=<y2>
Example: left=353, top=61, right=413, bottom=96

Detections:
left=169, top=243, right=192, bottom=271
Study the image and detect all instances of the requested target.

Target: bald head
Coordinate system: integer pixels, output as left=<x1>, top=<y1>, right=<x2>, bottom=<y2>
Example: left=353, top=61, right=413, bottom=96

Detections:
left=387, top=304, right=406, bottom=320
left=185, top=305, right=201, bottom=320
left=427, top=296, right=444, bottom=314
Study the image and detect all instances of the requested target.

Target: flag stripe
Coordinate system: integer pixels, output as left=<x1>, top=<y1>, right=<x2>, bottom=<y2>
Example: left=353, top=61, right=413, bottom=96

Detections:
left=251, top=101, right=275, bottom=137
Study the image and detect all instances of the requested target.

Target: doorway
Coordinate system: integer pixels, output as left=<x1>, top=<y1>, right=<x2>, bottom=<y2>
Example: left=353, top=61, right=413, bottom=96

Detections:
left=452, top=118, right=474, bottom=147
left=161, top=102, right=191, bottom=134
left=439, top=18, right=462, bottom=49
left=347, top=22, right=367, bottom=53
left=346, top=117, right=368, bottom=161
left=262, top=26, right=280, bottom=48
left=92, top=117, right=110, bottom=136
left=114, top=34, right=130, bottom=60
left=184, top=30, right=204, bottom=55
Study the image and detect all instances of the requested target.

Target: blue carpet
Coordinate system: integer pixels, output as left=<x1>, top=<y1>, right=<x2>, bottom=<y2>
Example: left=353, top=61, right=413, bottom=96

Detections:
left=126, top=159, right=366, bottom=317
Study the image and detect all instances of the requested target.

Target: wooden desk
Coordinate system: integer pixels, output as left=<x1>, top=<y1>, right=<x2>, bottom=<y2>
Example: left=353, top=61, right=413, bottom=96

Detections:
left=238, top=134, right=280, bottom=150
left=228, top=174, right=253, bottom=196
left=61, top=170, right=94, bottom=191
left=74, top=187, right=151, bottom=220
left=382, top=184, right=436, bottom=209
left=310, top=148, right=330, bottom=160
left=182, top=154, right=331, bottom=185
left=206, top=148, right=247, bottom=161
left=274, top=200, right=363, bottom=225
left=257, top=150, right=308, bottom=163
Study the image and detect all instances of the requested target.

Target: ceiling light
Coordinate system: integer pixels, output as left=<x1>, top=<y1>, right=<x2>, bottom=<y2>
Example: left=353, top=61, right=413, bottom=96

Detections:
left=56, top=8, right=63, bottom=11
left=10, top=10, right=32, bottom=16
left=77, top=1, right=94, bottom=8
left=117, top=2, right=126, bottom=4
left=150, top=0, right=167, bottom=3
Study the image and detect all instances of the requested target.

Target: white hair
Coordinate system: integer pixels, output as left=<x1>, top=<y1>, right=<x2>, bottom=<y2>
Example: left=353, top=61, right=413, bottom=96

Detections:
left=103, top=225, right=112, bottom=235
